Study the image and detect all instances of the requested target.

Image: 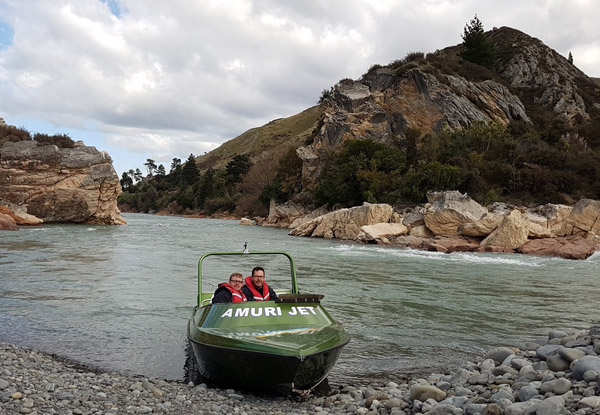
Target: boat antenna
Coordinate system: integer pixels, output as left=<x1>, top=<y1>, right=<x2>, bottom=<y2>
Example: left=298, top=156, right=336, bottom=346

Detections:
left=243, top=242, right=249, bottom=254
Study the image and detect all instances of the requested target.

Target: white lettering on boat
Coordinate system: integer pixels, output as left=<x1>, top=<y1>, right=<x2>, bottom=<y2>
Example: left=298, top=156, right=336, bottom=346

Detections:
left=220, top=306, right=315, bottom=318
left=288, top=306, right=317, bottom=316
left=264, top=307, right=280, bottom=317
left=235, top=308, right=249, bottom=317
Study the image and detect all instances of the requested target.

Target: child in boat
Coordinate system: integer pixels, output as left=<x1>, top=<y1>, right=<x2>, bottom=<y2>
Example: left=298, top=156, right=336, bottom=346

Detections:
left=212, top=272, right=247, bottom=303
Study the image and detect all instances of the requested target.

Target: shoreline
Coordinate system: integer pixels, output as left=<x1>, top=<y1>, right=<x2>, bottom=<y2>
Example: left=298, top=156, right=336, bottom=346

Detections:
left=2, top=327, right=600, bottom=414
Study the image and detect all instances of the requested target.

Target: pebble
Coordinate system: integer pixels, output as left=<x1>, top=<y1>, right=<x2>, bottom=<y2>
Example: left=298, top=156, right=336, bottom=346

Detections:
left=2, top=327, right=600, bottom=414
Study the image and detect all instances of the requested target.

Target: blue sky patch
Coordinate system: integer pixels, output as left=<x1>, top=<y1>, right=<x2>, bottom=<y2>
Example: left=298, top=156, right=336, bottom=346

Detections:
left=0, top=21, right=14, bottom=50
left=102, top=0, right=122, bottom=18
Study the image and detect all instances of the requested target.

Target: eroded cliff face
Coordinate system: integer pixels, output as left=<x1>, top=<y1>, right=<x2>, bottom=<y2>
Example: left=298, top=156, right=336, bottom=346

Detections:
left=491, top=27, right=597, bottom=125
left=298, top=68, right=530, bottom=187
left=0, top=140, right=126, bottom=225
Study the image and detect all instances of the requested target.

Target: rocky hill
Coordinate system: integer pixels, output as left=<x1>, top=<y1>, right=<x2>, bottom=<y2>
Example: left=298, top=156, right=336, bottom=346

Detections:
left=0, top=134, right=126, bottom=228
left=196, top=105, right=321, bottom=171
left=298, top=26, right=599, bottom=187
left=122, top=26, right=599, bottom=217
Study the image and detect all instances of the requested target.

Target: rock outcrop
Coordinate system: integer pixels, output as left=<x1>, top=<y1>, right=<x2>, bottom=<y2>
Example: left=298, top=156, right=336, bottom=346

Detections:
left=0, top=140, right=125, bottom=225
left=289, top=203, right=393, bottom=240
left=298, top=68, right=531, bottom=187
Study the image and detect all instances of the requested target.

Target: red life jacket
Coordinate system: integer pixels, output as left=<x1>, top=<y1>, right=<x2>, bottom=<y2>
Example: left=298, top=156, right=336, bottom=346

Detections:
left=218, top=283, right=247, bottom=302
left=244, top=276, right=271, bottom=301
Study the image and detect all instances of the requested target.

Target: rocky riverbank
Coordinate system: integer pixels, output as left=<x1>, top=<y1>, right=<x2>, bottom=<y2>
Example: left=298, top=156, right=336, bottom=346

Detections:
left=2, top=327, right=600, bottom=415
left=256, top=192, right=600, bottom=260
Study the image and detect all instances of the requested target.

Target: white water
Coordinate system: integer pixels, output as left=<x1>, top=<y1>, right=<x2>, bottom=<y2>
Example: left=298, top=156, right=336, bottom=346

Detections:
left=1, top=213, right=599, bottom=386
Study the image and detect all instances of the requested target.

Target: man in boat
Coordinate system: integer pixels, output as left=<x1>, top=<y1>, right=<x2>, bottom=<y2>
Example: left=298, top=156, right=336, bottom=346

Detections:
left=241, top=266, right=278, bottom=301
left=212, top=272, right=247, bottom=303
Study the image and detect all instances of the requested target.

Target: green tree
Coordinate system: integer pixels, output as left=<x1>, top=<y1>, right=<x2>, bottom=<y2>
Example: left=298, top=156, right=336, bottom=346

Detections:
left=156, top=164, right=166, bottom=177
left=315, top=139, right=406, bottom=207
left=461, top=15, right=495, bottom=68
left=180, top=154, right=200, bottom=187
left=134, top=168, right=143, bottom=182
left=225, top=154, right=252, bottom=185
left=170, top=158, right=182, bottom=174
left=144, top=159, right=157, bottom=176
left=261, top=147, right=303, bottom=203
left=120, top=171, right=134, bottom=192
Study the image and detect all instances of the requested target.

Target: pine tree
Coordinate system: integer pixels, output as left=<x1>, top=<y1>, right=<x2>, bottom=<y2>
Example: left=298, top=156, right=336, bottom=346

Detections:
left=180, top=154, right=200, bottom=187
left=461, top=15, right=495, bottom=68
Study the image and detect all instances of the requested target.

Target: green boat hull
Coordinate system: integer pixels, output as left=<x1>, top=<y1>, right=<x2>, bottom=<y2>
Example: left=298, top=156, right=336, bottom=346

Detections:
left=187, top=299, right=349, bottom=392
left=189, top=337, right=346, bottom=392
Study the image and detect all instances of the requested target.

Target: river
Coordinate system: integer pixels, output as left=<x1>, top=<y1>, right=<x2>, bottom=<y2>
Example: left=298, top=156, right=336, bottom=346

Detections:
left=1, top=213, right=599, bottom=387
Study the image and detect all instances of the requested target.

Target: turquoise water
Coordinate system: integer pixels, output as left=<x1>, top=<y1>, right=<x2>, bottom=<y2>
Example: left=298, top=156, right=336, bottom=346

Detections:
left=1, top=213, right=599, bottom=386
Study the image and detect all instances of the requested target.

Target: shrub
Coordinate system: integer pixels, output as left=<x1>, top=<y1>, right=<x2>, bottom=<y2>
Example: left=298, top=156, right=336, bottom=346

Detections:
left=0, top=125, right=31, bottom=146
left=33, top=133, right=75, bottom=148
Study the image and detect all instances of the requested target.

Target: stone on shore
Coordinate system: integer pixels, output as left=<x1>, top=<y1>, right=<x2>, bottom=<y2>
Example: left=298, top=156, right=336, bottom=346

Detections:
left=424, top=191, right=487, bottom=236
left=2, top=326, right=600, bottom=415
left=479, top=209, right=529, bottom=251
left=357, top=222, right=408, bottom=243
left=572, top=356, right=600, bottom=381
left=518, top=235, right=600, bottom=260
left=566, top=198, right=600, bottom=235
left=289, top=203, right=393, bottom=239
left=458, top=212, right=504, bottom=237
left=0, top=212, right=19, bottom=230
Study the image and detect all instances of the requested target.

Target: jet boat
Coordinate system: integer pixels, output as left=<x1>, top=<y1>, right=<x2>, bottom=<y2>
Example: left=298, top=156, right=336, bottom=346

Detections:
left=186, top=249, right=349, bottom=393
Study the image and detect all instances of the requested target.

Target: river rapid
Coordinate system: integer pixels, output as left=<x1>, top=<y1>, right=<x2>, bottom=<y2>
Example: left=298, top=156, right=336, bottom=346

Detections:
left=1, top=213, right=599, bottom=387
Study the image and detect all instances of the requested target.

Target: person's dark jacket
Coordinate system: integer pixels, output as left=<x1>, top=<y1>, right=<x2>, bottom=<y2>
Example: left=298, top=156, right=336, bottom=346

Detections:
left=212, top=283, right=247, bottom=303
left=241, top=276, right=278, bottom=301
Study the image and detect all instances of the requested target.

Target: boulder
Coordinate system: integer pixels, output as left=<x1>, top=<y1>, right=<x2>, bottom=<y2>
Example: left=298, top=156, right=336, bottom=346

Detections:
left=289, top=206, right=328, bottom=229
left=517, top=235, right=600, bottom=260
left=527, top=222, right=554, bottom=239
left=566, top=199, right=600, bottom=235
left=357, top=222, right=408, bottom=242
left=527, top=203, right=573, bottom=236
left=410, top=225, right=434, bottom=238
left=0, top=140, right=125, bottom=225
left=0, top=212, right=18, bottom=230
left=239, top=217, right=255, bottom=226
left=424, top=191, right=487, bottom=236
left=459, top=212, right=504, bottom=237
left=480, top=210, right=529, bottom=250
left=410, top=385, right=447, bottom=402
left=572, top=356, right=600, bottom=381
left=402, top=208, right=426, bottom=229
left=0, top=204, right=43, bottom=225
left=289, top=203, right=393, bottom=240
left=484, top=347, right=515, bottom=365
left=263, top=200, right=310, bottom=228
left=422, top=236, right=481, bottom=253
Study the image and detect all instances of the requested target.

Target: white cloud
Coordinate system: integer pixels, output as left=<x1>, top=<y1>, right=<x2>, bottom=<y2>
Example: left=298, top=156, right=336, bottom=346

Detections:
left=0, top=0, right=598, bottom=175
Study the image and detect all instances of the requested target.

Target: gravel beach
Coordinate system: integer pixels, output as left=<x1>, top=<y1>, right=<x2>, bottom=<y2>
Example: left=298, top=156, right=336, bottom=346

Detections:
left=2, top=327, right=600, bottom=415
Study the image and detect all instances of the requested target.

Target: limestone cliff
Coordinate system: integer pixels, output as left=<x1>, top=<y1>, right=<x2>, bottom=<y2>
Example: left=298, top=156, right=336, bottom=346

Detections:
left=0, top=140, right=126, bottom=225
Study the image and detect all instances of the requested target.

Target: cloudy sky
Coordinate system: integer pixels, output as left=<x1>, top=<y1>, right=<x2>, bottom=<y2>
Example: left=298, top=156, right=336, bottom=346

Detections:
left=1, top=0, right=599, bottom=176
